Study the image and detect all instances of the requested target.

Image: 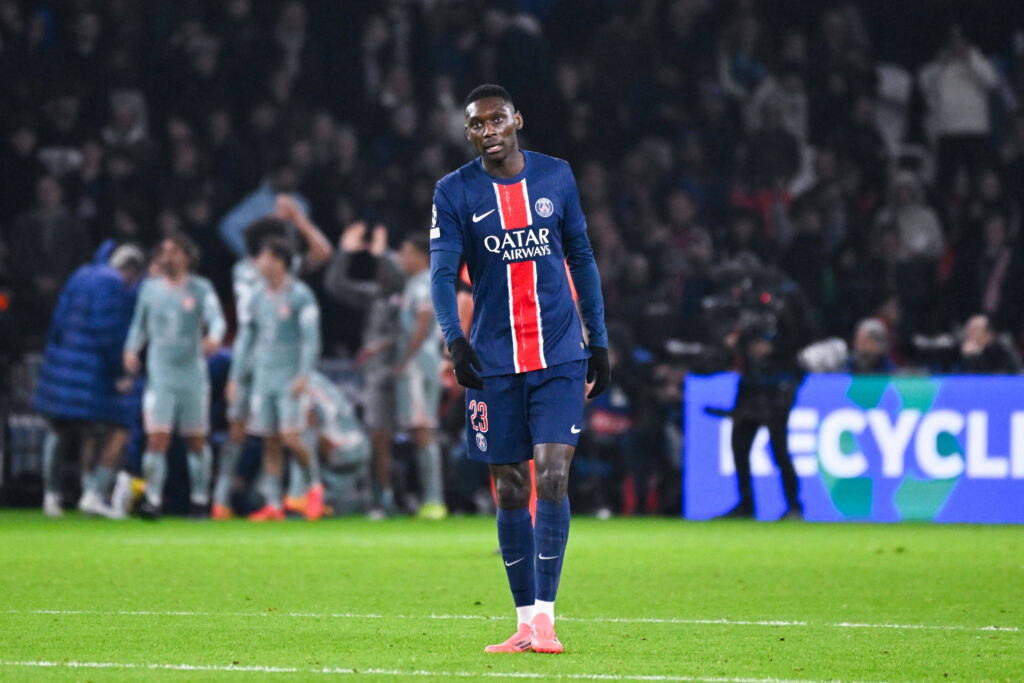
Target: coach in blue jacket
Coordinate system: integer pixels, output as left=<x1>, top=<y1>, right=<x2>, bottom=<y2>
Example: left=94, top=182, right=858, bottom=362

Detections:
left=34, top=240, right=145, bottom=517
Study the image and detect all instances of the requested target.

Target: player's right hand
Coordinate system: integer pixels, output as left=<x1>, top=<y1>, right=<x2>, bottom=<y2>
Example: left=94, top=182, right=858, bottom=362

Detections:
left=449, top=337, right=484, bottom=390
left=339, top=221, right=367, bottom=252
left=225, top=380, right=236, bottom=404
left=123, top=350, right=140, bottom=375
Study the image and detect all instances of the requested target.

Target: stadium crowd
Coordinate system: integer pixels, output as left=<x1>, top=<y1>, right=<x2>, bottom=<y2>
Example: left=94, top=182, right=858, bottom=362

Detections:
left=4, top=0, right=1024, bottom=517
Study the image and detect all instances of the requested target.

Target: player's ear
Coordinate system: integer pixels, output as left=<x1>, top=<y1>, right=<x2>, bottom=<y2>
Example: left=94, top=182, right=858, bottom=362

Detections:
left=514, top=111, right=524, bottom=130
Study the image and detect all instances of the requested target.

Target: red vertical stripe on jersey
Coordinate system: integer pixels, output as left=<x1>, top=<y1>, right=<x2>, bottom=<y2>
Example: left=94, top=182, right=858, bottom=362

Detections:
left=495, top=180, right=545, bottom=373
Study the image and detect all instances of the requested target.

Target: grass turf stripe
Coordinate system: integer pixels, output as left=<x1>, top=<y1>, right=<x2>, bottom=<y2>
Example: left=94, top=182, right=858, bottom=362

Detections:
left=0, top=660, right=903, bottom=683
left=3, top=608, right=1018, bottom=633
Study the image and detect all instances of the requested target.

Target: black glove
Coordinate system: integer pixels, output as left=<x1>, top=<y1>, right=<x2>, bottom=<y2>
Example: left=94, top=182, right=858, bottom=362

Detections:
left=586, top=346, right=610, bottom=399
left=449, top=337, right=484, bottom=389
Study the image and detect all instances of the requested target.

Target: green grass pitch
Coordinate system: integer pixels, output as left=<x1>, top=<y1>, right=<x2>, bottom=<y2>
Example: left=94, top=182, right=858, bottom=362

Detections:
left=0, top=511, right=1020, bottom=682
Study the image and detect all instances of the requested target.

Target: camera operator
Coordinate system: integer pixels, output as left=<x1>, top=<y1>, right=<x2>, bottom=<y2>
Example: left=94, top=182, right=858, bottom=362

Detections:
left=709, top=259, right=815, bottom=520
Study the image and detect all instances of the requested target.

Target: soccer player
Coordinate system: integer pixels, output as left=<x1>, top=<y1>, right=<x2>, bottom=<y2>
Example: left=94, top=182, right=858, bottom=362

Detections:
left=429, top=85, right=609, bottom=653
left=228, top=237, right=323, bottom=521
left=213, top=199, right=331, bottom=520
left=394, top=234, right=446, bottom=520
left=124, top=233, right=226, bottom=519
left=323, top=222, right=404, bottom=518
left=284, top=371, right=371, bottom=516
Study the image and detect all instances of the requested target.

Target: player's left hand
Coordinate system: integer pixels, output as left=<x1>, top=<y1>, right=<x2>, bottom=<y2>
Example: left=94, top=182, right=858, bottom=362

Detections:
left=586, top=346, right=610, bottom=399
left=290, top=375, right=308, bottom=396
left=369, top=224, right=389, bottom=256
left=202, top=336, right=220, bottom=356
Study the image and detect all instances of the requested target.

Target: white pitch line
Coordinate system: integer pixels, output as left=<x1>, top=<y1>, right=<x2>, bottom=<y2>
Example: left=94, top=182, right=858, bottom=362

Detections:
left=3, top=608, right=1019, bottom=633
left=0, top=660, right=902, bottom=683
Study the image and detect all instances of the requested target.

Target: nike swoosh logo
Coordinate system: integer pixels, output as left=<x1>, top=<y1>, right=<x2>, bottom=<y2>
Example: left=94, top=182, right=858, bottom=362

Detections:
left=538, top=554, right=559, bottom=560
left=504, top=558, right=525, bottom=567
left=472, top=209, right=495, bottom=223
left=570, top=425, right=582, bottom=434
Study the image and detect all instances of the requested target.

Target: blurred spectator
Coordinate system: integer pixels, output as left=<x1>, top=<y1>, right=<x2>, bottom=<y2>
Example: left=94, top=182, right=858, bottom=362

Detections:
left=955, top=314, right=1021, bottom=374
left=950, top=212, right=1024, bottom=333
left=875, top=171, right=944, bottom=339
left=8, top=175, right=91, bottom=348
left=846, top=317, right=895, bottom=373
left=919, top=26, right=998, bottom=196
left=0, top=117, right=45, bottom=225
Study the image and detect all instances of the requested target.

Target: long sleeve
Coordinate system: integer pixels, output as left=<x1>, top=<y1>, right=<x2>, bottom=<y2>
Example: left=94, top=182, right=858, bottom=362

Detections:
left=219, top=192, right=265, bottom=258
left=967, top=48, right=997, bottom=90
left=229, top=297, right=255, bottom=383
left=561, top=162, right=608, bottom=349
left=297, top=292, right=321, bottom=378
left=323, top=249, right=384, bottom=308
left=124, top=283, right=149, bottom=353
left=564, top=229, right=608, bottom=349
left=201, top=282, right=227, bottom=344
left=430, top=249, right=464, bottom=346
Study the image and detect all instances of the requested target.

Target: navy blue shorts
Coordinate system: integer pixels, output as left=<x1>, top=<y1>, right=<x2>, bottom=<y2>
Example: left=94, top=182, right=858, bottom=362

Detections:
left=465, top=359, right=587, bottom=465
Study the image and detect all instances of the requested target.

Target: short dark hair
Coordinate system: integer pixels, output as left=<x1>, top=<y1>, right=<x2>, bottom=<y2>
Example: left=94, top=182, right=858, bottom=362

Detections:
left=404, top=233, right=431, bottom=256
left=165, top=231, right=201, bottom=271
left=260, top=236, right=293, bottom=266
left=244, top=217, right=288, bottom=257
left=464, top=84, right=514, bottom=110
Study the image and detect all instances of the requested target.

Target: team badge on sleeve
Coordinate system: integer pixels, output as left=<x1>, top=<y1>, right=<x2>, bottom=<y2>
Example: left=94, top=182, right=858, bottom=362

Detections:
left=534, top=197, right=554, bottom=218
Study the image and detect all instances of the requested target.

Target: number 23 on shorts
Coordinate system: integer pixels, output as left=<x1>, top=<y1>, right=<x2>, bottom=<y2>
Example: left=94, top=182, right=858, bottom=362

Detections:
left=468, top=400, right=488, bottom=432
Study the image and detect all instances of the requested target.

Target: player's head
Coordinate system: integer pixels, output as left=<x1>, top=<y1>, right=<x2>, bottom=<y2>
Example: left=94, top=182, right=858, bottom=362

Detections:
left=399, top=233, right=430, bottom=275
left=159, top=231, right=200, bottom=277
left=464, top=84, right=522, bottom=163
left=256, top=236, right=293, bottom=281
left=244, top=216, right=289, bottom=257
left=109, top=243, right=146, bottom=285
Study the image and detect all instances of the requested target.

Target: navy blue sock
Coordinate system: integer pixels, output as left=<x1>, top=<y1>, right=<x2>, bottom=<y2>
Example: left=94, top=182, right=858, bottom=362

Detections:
left=534, top=497, right=570, bottom=602
left=497, top=507, right=535, bottom=608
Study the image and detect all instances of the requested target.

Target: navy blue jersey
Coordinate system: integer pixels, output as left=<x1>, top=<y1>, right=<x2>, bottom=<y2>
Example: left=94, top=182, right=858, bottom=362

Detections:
left=431, top=151, right=589, bottom=377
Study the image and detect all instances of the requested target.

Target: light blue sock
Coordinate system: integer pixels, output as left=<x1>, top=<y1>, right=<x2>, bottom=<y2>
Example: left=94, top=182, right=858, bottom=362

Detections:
left=187, top=445, right=212, bottom=505
left=260, top=472, right=283, bottom=509
left=416, top=440, right=443, bottom=505
left=300, top=431, right=322, bottom=486
left=213, top=441, right=241, bottom=507
left=142, top=451, right=167, bottom=507
left=91, top=465, right=115, bottom=497
left=288, top=458, right=307, bottom=499
left=42, top=431, right=61, bottom=495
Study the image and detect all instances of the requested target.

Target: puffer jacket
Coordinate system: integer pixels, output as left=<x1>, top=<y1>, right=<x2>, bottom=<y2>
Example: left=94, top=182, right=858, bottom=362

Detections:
left=34, top=241, right=139, bottom=426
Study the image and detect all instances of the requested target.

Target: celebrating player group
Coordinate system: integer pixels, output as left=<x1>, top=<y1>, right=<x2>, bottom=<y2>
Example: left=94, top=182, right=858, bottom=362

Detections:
left=430, top=84, right=610, bottom=654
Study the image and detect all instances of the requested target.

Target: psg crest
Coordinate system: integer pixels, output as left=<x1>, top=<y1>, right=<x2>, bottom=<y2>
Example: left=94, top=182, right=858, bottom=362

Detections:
left=476, top=432, right=488, bottom=452
left=535, top=197, right=554, bottom=217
